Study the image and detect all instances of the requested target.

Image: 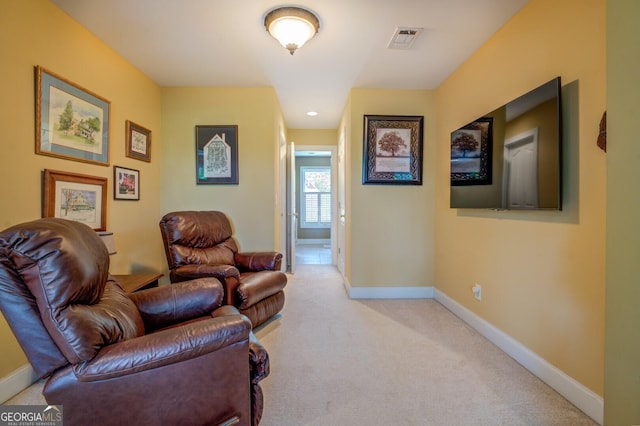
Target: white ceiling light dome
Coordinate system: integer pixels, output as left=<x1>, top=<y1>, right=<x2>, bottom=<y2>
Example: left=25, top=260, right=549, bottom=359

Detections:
left=264, top=6, right=320, bottom=55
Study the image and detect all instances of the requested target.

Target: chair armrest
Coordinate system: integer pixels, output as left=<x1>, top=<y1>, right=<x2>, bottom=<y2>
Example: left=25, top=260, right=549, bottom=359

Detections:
left=173, top=264, right=241, bottom=306
left=211, top=304, right=242, bottom=318
left=249, top=332, right=270, bottom=384
left=128, top=278, right=223, bottom=331
left=235, top=251, right=283, bottom=272
left=211, top=305, right=269, bottom=384
left=172, top=264, right=240, bottom=281
left=73, top=314, right=252, bottom=382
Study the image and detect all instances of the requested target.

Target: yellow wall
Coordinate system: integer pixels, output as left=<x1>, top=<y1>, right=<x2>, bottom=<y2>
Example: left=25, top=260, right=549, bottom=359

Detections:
left=605, top=0, right=640, bottom=423
left=288, top=129, right=337, bottom=147
left=160, top=87, right=281, bottom=252
left=0, top=0, right=163, bottom=377
left=1, top=1, right=624, bottom=419
left=348, top=89, right=436, bottom=288
left=435, top=0, right=606, bottom=396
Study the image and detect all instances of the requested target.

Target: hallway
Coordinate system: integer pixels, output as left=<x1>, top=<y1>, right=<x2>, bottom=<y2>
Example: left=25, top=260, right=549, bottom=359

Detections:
left=295, top=243, right=332, bottom=265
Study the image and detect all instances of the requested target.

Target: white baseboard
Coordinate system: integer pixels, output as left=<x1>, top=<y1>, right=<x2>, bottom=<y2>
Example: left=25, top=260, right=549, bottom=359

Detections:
left=0, top=364, right=38, bottom=404
left=348, top=284, right=434, bottom=299
left=434, top=289, right=603, bottom=425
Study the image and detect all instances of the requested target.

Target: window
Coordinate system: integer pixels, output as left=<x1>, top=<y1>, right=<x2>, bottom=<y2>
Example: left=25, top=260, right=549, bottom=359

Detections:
left=300, top=166, right=331, bottom=228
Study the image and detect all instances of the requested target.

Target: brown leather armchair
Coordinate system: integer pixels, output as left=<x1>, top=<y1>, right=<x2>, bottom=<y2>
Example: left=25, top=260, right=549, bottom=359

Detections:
left=0, top=218, right=269, bottom=426
left=159, top=211, right=287, bottom=327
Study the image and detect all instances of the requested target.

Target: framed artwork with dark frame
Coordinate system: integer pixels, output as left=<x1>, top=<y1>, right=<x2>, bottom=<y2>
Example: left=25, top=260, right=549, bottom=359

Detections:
left=114, top=165, right=140, bottom=201
left=125, top=120, right=152, bottom=162
left=43, top=169, right=107, bottom=231
left=195, top=125, right=239, bottom=184
left=450, top=117, right=493, bottom=186
left=362, top=115, right=423, bottom=185
left=35, top=66, right=110, bottom=166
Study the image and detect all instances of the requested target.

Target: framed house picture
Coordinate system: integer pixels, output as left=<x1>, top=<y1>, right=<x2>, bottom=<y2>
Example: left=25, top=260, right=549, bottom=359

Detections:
left=114, top=166, right=140, bottom=200
left=195, top=125, right=239, bottom=184
left=35, top=66, right=110, bottom=166
left=43, top=169, right=107, bottom=231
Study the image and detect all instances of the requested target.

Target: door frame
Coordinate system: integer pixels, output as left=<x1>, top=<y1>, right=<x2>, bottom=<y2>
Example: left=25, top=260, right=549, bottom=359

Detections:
left=294, top=144, right=338, bottom=265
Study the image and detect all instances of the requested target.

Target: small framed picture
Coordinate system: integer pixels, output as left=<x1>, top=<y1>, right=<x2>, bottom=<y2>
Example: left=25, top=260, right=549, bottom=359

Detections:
left=195, top=125, right=239, bottom=184
left=125, top=120, right=152, bottom=162
left=43, top=169, right=107, bottom=231
left=113, top=166, right=140, bottom=201
left=362, top=115, right=424, bottom=185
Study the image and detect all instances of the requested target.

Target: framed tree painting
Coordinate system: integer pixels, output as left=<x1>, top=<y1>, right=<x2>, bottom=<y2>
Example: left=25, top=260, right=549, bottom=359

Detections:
left=362, top=115, right=423, bottom=185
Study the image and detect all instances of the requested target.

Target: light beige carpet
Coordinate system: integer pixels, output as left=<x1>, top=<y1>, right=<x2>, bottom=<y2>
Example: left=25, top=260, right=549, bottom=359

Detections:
left=5, top=264, right=598, bottom=425
left=253, top=265, right=597, bottom=426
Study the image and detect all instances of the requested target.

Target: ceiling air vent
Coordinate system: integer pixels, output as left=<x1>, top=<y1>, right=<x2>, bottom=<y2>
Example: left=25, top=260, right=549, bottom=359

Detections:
left=387, top=27, right=423, bottom=50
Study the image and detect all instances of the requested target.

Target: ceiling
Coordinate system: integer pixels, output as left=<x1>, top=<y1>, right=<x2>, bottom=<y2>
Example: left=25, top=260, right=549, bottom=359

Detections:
left=51, top=0, right=529, bottom=130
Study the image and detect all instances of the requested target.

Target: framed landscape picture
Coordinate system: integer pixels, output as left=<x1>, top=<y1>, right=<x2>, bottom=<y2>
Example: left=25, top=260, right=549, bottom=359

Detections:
left=362, top=115, right=423, bottom=185
left=35, top=66, right=110, bottom=166
left=195, top=125, right=239, bottom=184
left=43, top=169, right=107, bottom=231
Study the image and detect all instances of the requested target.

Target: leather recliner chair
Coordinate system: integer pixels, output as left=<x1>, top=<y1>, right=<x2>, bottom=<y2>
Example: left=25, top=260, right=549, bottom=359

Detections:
left=159, top=211, right=287, bottom=328
left=0, top=218, right=269, bottom=426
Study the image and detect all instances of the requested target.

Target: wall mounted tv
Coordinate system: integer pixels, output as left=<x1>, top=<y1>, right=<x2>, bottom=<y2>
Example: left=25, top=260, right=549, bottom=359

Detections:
left=450, top=77, right=562, bottom=210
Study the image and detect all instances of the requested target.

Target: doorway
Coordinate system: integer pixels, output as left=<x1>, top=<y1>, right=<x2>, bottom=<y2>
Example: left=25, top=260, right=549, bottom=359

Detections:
left=293, top=146, right=336, bottom=267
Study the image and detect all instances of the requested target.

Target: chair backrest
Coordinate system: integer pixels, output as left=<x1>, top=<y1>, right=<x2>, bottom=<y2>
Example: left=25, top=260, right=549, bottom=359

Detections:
left=0, top=218, right=143, bottom=378
left=160, top=211, right=239, bottom=270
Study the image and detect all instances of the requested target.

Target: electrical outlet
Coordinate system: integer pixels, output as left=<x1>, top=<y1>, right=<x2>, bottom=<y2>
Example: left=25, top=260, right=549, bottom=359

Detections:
left=472, top=284, right=482, bottom=301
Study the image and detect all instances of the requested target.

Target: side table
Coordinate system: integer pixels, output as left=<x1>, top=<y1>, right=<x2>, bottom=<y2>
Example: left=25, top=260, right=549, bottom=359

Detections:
left=113, top=273, right=163, bottom=293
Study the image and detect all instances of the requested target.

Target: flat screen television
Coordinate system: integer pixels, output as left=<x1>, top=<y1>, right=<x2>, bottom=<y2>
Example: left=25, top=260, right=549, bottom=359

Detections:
left=450, top=77, right=562, bottom=210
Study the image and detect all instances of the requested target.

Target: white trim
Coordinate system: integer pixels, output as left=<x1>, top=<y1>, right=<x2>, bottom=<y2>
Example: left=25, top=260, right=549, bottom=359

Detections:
left=0, top=364, right=38, bottom=403
left=434, top=288, right=603, bottom=425
left=349, top=285, right=434, bottom=299
left=294, top=145, right=338, bottom=266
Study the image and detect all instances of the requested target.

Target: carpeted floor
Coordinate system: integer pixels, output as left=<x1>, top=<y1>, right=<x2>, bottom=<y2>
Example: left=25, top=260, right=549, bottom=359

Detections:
left=5, top=264, right=598, bottom=425
left=253, top=265, right=597, bottom=426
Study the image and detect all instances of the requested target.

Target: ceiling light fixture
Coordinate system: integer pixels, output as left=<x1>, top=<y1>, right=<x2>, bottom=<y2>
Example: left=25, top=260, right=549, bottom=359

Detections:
left=264, top=6, right=320, bottom=55
left=306, top=111, right=318, bottom=116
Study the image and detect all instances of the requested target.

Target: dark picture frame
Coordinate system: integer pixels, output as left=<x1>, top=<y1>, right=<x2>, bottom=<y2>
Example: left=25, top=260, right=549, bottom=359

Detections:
left=195, top=125, right=239, bottom=184
left=362, top=115, right=423, bottom=185
left=114, top=165, right=140, bottom=201
left=450, top=117, right=493, bottom=186
left=125, top=120, right=152, bottom=162
left=43, top=169, right=107, bottom=231
left=35, top=66, right=110, bottom=166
